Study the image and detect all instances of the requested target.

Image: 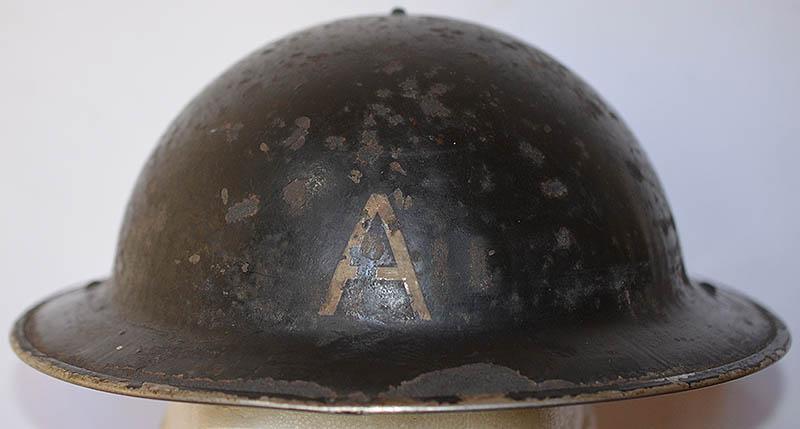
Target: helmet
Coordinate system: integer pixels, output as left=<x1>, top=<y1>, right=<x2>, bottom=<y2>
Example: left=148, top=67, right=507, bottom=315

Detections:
left=11, top=11, right=789, bottom=413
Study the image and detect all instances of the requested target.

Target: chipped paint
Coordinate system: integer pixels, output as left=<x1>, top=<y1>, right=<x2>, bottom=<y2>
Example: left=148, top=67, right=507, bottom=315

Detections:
left=282, top=179, right=307, bottom=215
left=431, top=237, right=449, bottom=290
left=409, top=83, right=451, bottom=118
left=362, top=112, right=377, bottom=128
left=280, top=116, right=311, bottom=151
left=259, top=142, right=271, bottom=157
left=389, top=161, right=407, bottom=175
left=424, top=66, right=443, bottom=78
left=392, top=188, right=413, bottom=209
left=220, top=188, right=229, bottom=205
left=225, top=194, right=260, bottom=224
left=210, top=122, right=244, bottom=143
left=399, top=78, right=419, bottom=99
left=188, top=254, right=200, bottom=264
left=383, top=364, right=538, bottom=398
left=10, top=320, right=790, bottom=413
left=355, top=130, right=383, bottom=166
left=382, top=60, right=403, bottom=75
left=519, top=142, right=545, bottom=166
left=324, top=136, right=346, bottom=151
left=479, top=164, right=495, bottom=192
left=540, top=179, right=568, bottom=198
left=368, top=104, right=404, bottom=126
left=349, top=169, right=362, bottom=184
left=282, top=170, right=326, bottom=215
left=392, top=188, right=404, bottom=207
left=555, top=227, right=573, bottom=249
left=468, top=240, right=491, bottom=290
left=574, top=138, right=590, bottom=159
left=428, top=83, right=448, bottom=96
left=306, top=172, right=326, bottom=194
left=419, top=96, right=450, bottom=117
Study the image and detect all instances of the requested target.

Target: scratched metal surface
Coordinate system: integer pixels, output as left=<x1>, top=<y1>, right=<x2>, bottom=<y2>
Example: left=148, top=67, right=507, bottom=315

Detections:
left=11, top=13, right=789, bottom=412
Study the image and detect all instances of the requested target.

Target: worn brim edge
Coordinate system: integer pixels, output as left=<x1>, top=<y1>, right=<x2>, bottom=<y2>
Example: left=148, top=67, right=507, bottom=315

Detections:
left=10, top=282, right=791, bottom=414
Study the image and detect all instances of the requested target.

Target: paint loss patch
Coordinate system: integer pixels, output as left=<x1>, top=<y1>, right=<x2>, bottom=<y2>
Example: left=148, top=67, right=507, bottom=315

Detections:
left=225, top=194, right=261, bottom=224
left=382, top=363, right=539, bottom=398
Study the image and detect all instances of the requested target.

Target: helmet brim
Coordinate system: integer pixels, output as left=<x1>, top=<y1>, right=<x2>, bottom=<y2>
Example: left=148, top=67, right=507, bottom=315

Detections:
left=11, top=279, right=789, bottom=413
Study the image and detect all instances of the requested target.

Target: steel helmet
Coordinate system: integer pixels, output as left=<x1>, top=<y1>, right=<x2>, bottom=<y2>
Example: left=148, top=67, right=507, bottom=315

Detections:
left=12, top=11, right=789, bottom=413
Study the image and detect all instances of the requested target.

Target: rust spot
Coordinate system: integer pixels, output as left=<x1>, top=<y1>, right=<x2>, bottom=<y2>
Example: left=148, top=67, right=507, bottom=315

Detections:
left=389, top=161, right=407, bottom=175
left=225, top=194, right=260, bottom=224
left=540, top=179, right=568, bottom=198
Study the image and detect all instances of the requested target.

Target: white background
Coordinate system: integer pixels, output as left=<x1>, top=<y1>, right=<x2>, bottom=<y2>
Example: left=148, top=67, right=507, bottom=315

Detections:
left=1, top=1, right=797, bottom=428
